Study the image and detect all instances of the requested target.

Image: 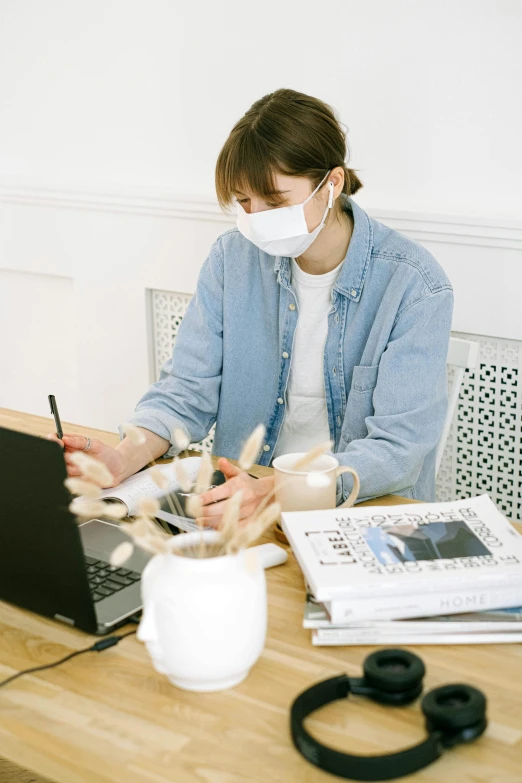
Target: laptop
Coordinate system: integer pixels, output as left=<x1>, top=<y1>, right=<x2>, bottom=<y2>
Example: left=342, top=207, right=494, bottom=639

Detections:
left=0, top=425, right=151, bottom=634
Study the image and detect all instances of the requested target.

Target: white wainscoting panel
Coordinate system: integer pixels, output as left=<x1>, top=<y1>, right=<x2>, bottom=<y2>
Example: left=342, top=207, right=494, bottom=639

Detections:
left=0, top=269, right=80, bottom=421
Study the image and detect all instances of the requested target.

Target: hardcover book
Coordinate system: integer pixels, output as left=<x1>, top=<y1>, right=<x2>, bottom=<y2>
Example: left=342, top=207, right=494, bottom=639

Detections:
left=282, top=495, right=522, bottom=621
left=304, top=594, right=522, bottom=632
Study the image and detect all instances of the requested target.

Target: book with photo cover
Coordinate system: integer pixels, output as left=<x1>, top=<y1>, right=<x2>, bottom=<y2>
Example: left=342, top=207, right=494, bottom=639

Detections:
left=282, top=495, right=522, bottom=619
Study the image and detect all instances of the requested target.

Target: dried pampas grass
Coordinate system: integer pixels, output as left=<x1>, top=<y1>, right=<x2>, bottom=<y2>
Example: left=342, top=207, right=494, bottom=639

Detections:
left=185, top=494, right=203, bottom=520
left=149, top=466, right=170, bottom=490
left=101, top=503, right=129, bottom=520
left=110, top=541, right=134, bottom=567
left=172, top=427, right=190, bottom=452
left=219, top=490, right=243, bottom=540
left=69, top=497, right=108, bottom=518
left=121, top=423, right=147, bottom=446
left=292, top=441, right=333, bottom=472
left=225, top=502, right=281, bottom=555
left=69, top=497, right=127, bottom=520
left=238, top=424, right=266, bottom=471
left=120, top=516, right=157, bottom=539
left=136, top=497, right=161, bottom=517
left=306, top=471, right=332, bottom=489
left=64, top=478, right=101, bottom=499
left=119, top=516, right=172, bottom=557
left=174, top=457, right=193, bottom=493
left=194, top=450, right=213, bottom=494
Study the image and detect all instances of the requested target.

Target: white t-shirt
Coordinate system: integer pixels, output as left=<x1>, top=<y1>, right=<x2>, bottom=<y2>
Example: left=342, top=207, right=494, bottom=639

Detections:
left=272, top=258, right=343, bottom=459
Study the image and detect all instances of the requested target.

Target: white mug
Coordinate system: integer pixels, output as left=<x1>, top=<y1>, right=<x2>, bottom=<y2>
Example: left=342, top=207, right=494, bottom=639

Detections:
left=272, top=452, right=360, bottom=512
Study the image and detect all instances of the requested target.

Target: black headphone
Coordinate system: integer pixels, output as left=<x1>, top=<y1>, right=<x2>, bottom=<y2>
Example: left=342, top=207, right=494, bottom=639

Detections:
left=290, top=648, right=487, bottom=781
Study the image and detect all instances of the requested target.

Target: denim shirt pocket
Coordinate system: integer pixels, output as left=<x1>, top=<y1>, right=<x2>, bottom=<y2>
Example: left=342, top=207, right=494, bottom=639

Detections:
left=344, top=364, right=380, bottom=441
left=350, top=364, right=380, bottom=392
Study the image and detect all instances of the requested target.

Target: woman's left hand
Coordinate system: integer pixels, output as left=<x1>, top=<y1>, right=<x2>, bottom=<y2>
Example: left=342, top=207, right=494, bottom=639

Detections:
left=197, top=457, right=274, bottom=528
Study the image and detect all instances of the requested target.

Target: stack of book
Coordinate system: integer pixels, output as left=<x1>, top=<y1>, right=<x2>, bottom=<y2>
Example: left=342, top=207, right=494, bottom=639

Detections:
left=281, top=494, right=522, bottom=646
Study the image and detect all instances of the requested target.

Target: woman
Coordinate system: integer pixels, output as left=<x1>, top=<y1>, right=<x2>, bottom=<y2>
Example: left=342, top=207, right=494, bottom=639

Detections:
left=54, top=89, right=453, bottom=524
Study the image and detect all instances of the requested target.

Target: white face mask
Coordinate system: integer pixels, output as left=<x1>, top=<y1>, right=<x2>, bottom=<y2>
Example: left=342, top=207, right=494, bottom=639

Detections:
left=236, top=171, right=334, bottom=257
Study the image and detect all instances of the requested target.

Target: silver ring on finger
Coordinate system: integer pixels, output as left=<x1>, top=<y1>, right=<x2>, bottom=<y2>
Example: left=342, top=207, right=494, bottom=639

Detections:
left=83, top=436, right=92, bottom=452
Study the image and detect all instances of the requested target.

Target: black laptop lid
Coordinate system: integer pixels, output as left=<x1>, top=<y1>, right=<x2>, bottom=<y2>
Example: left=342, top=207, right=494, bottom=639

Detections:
left=0, top=426, right=98, bottom=633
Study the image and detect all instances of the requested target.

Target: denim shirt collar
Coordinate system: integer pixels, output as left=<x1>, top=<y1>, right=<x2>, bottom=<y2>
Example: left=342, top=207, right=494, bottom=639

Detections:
left=273, top=196, right=373, bottom=302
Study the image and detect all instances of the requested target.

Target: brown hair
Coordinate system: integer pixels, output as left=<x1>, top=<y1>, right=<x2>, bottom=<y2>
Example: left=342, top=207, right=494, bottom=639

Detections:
left=215, top=88, right=363, bottom=210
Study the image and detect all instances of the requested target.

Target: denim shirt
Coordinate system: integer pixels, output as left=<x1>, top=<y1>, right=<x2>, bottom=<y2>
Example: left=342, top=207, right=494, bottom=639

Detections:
left=129, top=196, right=453, bottom=503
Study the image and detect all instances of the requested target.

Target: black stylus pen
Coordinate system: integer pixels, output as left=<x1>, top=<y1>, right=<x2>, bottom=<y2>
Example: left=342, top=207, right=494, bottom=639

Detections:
left=48, top=394, right=64, bottom=441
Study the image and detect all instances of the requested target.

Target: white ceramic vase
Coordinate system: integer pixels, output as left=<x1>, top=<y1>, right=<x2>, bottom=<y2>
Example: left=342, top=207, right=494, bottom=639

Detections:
left=137, top=530, right=267, bottom=692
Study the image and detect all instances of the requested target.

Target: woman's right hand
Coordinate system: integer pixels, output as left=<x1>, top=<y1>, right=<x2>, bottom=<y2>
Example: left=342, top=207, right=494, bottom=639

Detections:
left=47, top=433, right=127, bottom=487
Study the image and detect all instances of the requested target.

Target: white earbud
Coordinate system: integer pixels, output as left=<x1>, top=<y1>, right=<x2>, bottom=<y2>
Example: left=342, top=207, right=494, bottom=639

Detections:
left=327, top=181, right=335, bottom=209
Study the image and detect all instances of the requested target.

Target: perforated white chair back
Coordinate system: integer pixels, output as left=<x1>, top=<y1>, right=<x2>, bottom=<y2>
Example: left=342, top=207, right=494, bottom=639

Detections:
left=435, top=337, right=480, bottom=476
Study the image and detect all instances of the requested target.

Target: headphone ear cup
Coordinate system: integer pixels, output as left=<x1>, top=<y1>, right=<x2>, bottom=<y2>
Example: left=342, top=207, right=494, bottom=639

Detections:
left=422, top=684, right=486, bottom=734
left=363, top=649, right=425, bottom=694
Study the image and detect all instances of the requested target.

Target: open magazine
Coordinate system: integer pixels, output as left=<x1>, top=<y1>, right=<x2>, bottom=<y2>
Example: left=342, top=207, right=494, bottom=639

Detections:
left=99, top=457, right=226, bottom=533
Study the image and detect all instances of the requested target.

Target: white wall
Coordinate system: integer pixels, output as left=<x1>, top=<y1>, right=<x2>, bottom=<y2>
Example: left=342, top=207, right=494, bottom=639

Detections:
left=1, top=0, right=520, bottom=217
left=0, top=269, right=79, bottom=418
left=0, top=0, right=521, bottom=432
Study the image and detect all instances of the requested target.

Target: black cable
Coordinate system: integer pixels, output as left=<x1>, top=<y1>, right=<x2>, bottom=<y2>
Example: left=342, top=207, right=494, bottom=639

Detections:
left=0, top=629, right=136, bottom=690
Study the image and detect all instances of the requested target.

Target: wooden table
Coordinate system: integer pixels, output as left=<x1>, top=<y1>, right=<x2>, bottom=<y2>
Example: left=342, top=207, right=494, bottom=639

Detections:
left=0, top=408, right=521, bottom=783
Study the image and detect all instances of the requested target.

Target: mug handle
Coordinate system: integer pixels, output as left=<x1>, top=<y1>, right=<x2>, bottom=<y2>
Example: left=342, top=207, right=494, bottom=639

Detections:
left=336, top=466, right=360, bottom=509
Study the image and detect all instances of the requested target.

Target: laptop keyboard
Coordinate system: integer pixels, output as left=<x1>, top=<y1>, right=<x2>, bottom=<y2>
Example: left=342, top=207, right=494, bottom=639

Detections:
left=84, top=555, right=141, bottom=603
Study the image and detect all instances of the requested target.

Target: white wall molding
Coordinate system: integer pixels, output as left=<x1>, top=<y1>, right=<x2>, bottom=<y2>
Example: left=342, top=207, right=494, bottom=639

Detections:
left=365, top=211, right=522, bottom=251
left=0, top=182, right=232, bottom=223
left=1, top=181, right=521, bottom=250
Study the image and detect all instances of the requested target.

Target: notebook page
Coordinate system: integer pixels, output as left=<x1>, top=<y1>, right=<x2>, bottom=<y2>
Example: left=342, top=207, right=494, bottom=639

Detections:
left=99, top=457, right=202, bottom=515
